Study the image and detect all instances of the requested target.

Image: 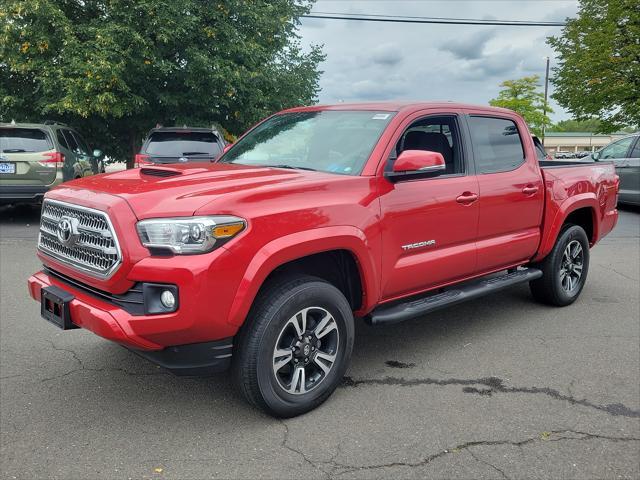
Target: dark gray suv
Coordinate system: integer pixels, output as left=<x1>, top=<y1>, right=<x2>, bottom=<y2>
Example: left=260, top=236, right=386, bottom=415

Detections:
left=591, top=134, right=640, bottom=206
left=135, top=127, right=226, bottom=167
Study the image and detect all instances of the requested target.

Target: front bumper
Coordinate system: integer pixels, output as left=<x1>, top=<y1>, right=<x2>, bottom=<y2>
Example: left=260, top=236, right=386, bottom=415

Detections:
left=28, top=270, right=234, bottom=374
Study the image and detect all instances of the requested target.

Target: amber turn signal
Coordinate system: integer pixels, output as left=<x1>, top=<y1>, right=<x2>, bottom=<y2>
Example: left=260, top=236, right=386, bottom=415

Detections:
left=213, top=222, right=245, bottom=238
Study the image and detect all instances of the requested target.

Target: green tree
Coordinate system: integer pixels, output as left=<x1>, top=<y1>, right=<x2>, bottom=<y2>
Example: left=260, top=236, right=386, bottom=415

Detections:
left=550, top=118, right=602, bottom=132
left=489, top=75, right=553, bottom=137
left=548, top=0, right=640, bottom=133
left=0, top=0, right=324, bottom=165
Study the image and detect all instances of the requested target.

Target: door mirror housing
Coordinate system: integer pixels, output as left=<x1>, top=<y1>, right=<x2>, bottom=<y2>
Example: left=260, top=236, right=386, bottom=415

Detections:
left=386, top=150, right=446, bottom=181
left=591, top=151, right=600, bottom=161
left=93, top=149, right=103, bottom=158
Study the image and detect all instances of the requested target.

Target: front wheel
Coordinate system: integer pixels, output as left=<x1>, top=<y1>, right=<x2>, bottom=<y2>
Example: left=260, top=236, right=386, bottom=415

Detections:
left=529, top=224, right=590, bottom=306
left=233, top=275, right=354, bottom=417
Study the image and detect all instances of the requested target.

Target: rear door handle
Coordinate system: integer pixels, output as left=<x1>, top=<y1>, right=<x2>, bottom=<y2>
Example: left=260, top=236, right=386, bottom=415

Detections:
left=522, top=185, right=539, bottom=195
left=456, top=192, right=478, bottom=205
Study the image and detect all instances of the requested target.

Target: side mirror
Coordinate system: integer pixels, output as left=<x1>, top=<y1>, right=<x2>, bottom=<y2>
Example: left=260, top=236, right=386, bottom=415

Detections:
left=387, top=150, right=446, bottom=181
left=591, top=151, right=600, bottom=161
left=93, top=149, right=103, bottom=158
left=223, top=143, right=233, bottom=154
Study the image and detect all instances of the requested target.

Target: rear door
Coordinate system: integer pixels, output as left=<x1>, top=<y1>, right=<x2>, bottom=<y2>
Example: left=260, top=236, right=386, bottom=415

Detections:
left=465, top=113, right=544, bottom=272
left=0, top=127, right=57, bottom=187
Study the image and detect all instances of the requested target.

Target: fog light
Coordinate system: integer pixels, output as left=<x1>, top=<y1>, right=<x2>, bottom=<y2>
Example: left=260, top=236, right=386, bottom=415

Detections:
left=160, top=290, right=176, bottom=309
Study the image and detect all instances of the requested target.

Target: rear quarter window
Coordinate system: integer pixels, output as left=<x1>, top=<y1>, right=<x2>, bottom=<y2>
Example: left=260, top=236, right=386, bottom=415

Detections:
left=0, top=128, right=52, bottom=153
left=468, top=116, right=525, bottom=174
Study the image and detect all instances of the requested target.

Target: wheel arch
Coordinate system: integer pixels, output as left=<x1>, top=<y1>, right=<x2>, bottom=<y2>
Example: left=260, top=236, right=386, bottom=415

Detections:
left=227, top=226, right=380, bottom=327
left=534, top=194, right=598, bottom=262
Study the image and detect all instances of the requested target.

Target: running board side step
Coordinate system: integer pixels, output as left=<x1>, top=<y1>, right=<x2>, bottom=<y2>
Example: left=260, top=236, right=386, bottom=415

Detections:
left=366, top=268, right=543, bottom=326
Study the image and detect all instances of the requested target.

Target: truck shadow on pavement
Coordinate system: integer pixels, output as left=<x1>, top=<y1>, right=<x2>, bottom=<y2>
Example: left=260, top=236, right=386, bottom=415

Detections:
left=37, top=283, right=639, bottom=423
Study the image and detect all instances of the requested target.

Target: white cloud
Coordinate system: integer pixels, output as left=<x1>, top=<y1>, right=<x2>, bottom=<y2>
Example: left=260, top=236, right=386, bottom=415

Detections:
left=300, top=0, right=579, bottom=120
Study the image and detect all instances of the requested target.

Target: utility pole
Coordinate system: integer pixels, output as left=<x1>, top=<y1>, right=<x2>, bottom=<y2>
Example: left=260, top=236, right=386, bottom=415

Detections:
left=542, top=56, right=550, bottom=146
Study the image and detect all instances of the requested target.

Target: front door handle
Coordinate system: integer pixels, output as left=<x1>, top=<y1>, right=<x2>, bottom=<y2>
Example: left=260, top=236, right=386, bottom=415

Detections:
left=522, top=185, right=539, bottom=195
left=456, top=192, right=478, bottom=205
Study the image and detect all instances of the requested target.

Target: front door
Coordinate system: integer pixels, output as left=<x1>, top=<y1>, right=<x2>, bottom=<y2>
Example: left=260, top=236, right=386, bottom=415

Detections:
left=379, top=114, right=480, bottom=301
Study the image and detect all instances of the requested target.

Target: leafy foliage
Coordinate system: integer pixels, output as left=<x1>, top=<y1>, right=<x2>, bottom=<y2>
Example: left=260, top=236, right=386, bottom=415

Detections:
left=489, top=75, right=553, bottom=137
left=0, top=0, right=324, bottom=164
left=548, top=0, right=640, bottom=133
left=550, top=118, right=603, bottom=132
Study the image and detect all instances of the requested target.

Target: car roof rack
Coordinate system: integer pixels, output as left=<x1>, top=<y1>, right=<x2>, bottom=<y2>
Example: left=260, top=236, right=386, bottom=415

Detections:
left=43, top=120, right=68, bottom=126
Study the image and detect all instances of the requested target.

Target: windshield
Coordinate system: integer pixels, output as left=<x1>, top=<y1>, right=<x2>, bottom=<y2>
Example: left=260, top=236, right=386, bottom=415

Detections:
left=220, top=110, right=396, bottom=175
left=1, top=128, right=52, bottom=153
left=144, top=131, right=221, bottom=157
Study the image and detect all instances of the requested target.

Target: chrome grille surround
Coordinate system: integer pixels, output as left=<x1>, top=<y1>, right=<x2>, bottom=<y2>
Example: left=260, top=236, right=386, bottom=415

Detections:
left=38, top=199, right=122, bottom=278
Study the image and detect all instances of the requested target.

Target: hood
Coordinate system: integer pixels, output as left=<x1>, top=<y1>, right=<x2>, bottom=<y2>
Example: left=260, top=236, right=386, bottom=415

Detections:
left=61, top=163, right=342, bottom=218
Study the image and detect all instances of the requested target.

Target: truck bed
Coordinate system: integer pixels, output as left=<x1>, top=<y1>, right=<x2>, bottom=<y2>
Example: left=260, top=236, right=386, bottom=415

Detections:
left=534, top=159, right=619, bottom=262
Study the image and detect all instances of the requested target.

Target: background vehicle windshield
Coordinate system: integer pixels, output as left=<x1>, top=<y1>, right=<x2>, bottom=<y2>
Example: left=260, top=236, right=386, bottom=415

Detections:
left=145, top=131, right=221, bottom=157
left=220, top=110, right=396, bottom=175
left=1, top=128, right=51, bottom=153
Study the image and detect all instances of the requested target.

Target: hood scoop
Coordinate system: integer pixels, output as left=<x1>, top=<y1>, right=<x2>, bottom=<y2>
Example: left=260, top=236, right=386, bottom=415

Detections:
left=140, top=167, right=183, bottom=178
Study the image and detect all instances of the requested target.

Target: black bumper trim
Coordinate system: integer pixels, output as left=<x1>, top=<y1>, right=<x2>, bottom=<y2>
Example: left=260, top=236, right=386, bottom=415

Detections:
left=44, top=267, right=145, bottom=315
left=127, top=338, right=234, bottom=376
left=0, top=185, right=49, bottom=202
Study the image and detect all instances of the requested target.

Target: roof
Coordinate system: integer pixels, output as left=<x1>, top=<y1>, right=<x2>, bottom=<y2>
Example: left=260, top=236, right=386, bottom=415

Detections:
left=545, top=131, right=632, bottom=137
left=0, top=122, right=59, bottom=129
left=282, top=101, right=516, bottom=115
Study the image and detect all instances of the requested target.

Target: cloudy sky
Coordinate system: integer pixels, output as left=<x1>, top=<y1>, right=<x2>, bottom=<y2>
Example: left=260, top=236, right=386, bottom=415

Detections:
left=299, top=0, right=579, bottom=121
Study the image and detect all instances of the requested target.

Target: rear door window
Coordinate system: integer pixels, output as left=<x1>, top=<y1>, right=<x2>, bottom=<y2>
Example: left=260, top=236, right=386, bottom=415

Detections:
left=70, top=131, right=91, bottom=155
left=468, top=116, right=525, bottom=174
left=0, top=128, right=52, bottom=153
left=56, top=129, right=69, bottom=150
left=630, top=138, right=640, bottom=158
left=62, top=129, right=80, bottom=154
left=144, top=131, right=222, bottom=158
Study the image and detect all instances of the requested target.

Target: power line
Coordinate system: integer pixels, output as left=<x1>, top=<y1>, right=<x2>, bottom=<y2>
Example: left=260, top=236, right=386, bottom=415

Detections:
left=301, top=13, right=567, bottom=27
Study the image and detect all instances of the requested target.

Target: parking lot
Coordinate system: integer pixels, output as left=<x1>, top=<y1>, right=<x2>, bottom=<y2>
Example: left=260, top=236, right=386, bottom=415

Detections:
left=1, top=204, right=638, bottom=479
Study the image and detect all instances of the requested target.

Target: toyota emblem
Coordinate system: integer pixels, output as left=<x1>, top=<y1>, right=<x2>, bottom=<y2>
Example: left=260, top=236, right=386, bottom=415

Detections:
left=56, top=216, right=80, bottom=247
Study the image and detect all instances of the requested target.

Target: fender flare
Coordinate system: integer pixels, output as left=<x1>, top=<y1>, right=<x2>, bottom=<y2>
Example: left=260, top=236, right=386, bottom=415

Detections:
left=534, top=193, right=599, bottom=262
left=226, top=226, right=380, bottom=327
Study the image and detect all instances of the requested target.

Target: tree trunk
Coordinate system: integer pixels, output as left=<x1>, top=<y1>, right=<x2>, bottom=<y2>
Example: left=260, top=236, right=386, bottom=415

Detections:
left=127, top=130, right=137, bottom=169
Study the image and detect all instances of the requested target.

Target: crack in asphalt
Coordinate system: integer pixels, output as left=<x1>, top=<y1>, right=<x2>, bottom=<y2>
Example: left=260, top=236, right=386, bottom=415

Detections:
left=280, top=420, right=331, bottom=479
left=341, top=375, right=640, bottom=418
left=41, top=341, right=170, bottom=382
left=467, top=449, right=510, bottom=480
left=322, top=430, right=640, bottom=476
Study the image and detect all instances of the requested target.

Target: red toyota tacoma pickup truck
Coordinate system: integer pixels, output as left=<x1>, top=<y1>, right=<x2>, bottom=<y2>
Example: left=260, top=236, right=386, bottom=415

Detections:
left=28, top=103, right=619, bottom=417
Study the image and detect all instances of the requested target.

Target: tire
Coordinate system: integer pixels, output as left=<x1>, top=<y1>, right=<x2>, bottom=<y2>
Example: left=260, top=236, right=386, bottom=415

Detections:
left=232, top=274, right=355, bottom=418
left=529, top=224, right=590, bottom=306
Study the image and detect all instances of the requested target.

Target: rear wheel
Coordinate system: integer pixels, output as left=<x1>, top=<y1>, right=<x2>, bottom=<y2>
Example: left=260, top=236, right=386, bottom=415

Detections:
left=233, top=275, right=354, bottom=417
left=529, top=224, right=590, bottom=306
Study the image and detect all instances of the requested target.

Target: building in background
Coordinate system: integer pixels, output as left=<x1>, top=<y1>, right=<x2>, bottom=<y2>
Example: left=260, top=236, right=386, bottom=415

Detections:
left=544, top=132, right=629, bottom=155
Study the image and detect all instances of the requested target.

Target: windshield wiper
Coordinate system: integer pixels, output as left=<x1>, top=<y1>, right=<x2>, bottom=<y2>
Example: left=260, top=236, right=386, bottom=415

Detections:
left=182, top=151, right=209, bottom=156
left=3, top=148, right=29, bottom=153
left=266, top=164, right=317, bottom=172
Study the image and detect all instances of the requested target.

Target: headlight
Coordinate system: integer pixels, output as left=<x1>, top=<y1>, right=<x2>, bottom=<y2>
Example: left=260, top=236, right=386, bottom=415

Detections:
left=136, top=216, right=246, bottom=254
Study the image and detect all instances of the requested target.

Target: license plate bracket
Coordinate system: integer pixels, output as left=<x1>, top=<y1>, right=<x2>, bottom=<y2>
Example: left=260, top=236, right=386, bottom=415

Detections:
left=41, top=286, right=78, bottom=330
left=0, top=162, right=16, bottom=174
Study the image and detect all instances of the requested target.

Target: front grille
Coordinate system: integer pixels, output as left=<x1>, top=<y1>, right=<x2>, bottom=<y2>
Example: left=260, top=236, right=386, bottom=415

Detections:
left=38, top=199, right=122, bottom=278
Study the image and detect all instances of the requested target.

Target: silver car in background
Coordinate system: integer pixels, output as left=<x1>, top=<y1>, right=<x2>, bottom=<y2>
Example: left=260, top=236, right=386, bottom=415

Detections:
left=591, top=133, right=640, bottom=206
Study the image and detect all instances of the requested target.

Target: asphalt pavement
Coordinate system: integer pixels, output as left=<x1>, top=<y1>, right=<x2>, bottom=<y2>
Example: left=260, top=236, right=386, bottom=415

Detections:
left=1, top=203, right=639, bottom=479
